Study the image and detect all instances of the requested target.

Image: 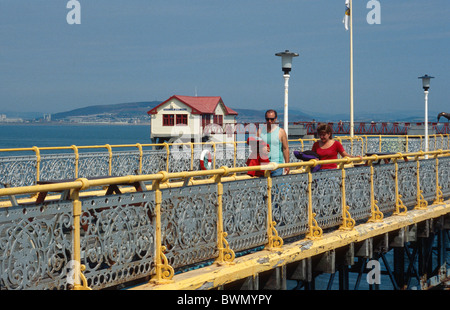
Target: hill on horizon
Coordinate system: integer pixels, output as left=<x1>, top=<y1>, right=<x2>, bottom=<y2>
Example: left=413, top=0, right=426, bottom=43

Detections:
left=14, top=100, right=444, bottom=123
left=51, top=101, right=161, bottom=120
left=49, top=101, right=315, bottom=123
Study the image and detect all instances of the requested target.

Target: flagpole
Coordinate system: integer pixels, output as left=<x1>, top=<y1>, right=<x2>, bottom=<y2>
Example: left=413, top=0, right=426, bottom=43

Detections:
left=349, top=0, right=354, bottom=137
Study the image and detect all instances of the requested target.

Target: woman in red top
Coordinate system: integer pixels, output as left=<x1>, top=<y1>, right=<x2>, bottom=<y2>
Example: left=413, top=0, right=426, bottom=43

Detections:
left=312, top=124, right=361, bottom=169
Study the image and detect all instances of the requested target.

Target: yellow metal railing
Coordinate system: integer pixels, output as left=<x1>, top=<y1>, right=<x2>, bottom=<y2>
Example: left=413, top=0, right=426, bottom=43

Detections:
left=1, top=135, right=449, bottom=188
left=1, top=148, right=450, bottom=289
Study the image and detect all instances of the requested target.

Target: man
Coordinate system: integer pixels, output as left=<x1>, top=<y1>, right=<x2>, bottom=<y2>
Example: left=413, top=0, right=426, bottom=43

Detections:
left=257, top=109, right=290, bottom=176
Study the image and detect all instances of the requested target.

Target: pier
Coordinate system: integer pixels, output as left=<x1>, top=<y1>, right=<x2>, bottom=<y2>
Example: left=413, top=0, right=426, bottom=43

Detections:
left=0, top=135, right=449, bottom=290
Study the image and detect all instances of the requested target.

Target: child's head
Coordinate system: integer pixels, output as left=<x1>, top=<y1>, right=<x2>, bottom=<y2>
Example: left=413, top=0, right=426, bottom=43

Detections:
left=247, top=137, right=269, bottom=157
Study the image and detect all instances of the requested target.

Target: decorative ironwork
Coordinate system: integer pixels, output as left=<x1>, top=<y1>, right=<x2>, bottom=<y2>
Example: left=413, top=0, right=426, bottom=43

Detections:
left=397, top=161, right=418, bottom=208
left=311, top=169, right=342, bottom=229
left=0, top=155, right=37, bottom=187
left=373, top=164, right=396, bottom=213
left=419, top=158, right=437, bottom=202
left=345, top=166, right=371, bottom=221
left=271, top=174, right=309, bottom=238
left=160, top=185, right=218, bottom=269
left=141, top=149, right=167, bottom=174
left=80, top=192, right=156, bottom=289
left=40, top=153, right=76, bottom=180
left=78, top=152, right=110, bottom=178
left=0, top=137, right=447, bottom=188
left=222, top=178, right=268, bottom=252
left=0, top=201, right=73, bottom=290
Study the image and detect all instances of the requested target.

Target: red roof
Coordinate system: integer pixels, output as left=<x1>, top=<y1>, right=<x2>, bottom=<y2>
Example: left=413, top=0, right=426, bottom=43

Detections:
left=147, top=95, right=238, bottom=115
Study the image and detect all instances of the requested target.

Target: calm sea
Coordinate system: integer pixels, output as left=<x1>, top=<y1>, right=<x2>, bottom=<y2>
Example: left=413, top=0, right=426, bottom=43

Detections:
left=0, top=124, right=151, bottom=149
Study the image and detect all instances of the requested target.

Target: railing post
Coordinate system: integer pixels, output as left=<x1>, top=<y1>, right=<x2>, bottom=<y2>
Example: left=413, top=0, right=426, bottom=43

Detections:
left=393, top=154, right=407, bottom=215
left=215, top=167, right=235, bottom=264
left=415, top=155, right=428, bottom=210
left=212, top=142, right=217, bottom=169
left=264, top=167, right=283, bottom=249
left=105, top=144, right=112, bottom=176
left=32, top=146, right=41, bottom=183
left=233, top=141, right=237, bottom=169
left=339, top=161, right=355, bottom=231
left=136, top=143, right=143, bottom=174
left=189, top=143, right=194, bottom=171
left=163, top=142, right=170, bottom=172
left=150, top=171, right=174, bottom=284
left=71, top=145, right=79, bottom=178
left=71, top=179, right=91, bottom=290
left=305, top=164, right=322, bottom=240
left=368, top=157, right=383, bottom=222
left=433, top=150, right=444, bottom=204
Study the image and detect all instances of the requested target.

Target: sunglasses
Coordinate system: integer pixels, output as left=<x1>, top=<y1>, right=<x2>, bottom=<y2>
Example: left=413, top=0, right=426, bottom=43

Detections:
left=265, top=117, right=276, bottom=121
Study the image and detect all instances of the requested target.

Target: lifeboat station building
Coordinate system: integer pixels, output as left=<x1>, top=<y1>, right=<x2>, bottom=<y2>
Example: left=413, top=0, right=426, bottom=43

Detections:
left=147, top=95, right=238, bottom=144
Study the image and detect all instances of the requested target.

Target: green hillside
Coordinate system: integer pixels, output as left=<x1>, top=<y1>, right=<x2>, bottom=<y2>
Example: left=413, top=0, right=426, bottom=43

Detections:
left=51, top=101, right=161, bottom=120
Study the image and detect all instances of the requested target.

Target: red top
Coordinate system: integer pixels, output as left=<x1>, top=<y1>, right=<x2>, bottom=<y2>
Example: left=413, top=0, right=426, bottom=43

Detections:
left=312, top=140, right=345, bottom=169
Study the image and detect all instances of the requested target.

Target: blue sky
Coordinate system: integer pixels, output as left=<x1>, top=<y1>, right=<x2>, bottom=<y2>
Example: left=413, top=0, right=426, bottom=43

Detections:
left=1, top=1, right=449, bottom=120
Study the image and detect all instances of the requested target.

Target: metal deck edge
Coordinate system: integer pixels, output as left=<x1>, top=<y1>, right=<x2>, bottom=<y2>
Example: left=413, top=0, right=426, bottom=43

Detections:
left=131, top=201, right=450, bottom=290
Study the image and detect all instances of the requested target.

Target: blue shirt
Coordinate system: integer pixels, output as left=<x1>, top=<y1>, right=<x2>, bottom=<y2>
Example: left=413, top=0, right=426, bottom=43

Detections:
left=260, top=126, right=283, bottom=164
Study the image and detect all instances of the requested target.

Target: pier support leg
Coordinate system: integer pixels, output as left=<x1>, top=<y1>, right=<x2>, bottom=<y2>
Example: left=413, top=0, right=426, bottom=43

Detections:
left=338, top=265, right=349, bottom=290
left=261, top=265, right=287, bottom=290
left=393, top=247, right=405, bottom=289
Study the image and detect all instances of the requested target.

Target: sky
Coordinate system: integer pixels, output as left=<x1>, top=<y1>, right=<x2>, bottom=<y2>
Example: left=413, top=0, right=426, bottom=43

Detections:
left=1, top=0, right=449, bottom=120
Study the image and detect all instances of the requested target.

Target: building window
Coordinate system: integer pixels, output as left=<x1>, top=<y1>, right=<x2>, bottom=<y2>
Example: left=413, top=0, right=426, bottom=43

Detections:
left=202, top=114, right=211, bottom=128
left=176, top=114, right=188, bottom=125
left=213, top=115, right=223, bottom=126
left=163, top=114, right=174, bottom=126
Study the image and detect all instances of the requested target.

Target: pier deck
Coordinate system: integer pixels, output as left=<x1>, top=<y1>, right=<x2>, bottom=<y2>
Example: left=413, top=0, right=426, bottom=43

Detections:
left=132, top=201, right=450, bottom=290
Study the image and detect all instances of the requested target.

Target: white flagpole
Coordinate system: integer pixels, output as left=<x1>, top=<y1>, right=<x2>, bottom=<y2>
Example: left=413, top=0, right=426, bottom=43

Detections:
left=349, top=0, right=354, bottom=137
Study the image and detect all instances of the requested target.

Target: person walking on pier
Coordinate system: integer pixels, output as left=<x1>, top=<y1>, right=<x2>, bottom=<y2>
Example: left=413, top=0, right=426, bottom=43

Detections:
left=258, top=109, right=290, bottom=176
left=246, top=137, right=270, bottom=177
left=312, top=123, right=361, bottom=170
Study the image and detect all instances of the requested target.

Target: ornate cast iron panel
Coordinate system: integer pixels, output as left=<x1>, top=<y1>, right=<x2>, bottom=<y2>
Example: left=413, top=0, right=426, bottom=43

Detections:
left=311, top=169, right=343, bottom=229
left=0, top=201, right=73, bottom=290
left=160, top=185, right=218, bottom=269
left=222, top=178, right=268, bottom=252
left=419, top=158, right=437, bottom=202
left=78, top=152, right=110, bottom=178
left=141, top=149, right=167, bottom=174
left=397, top=161, right=418, bottom=208
left=80, top=192, right=156, bottom=289
left=345, top=166, right=371, bottom=221
left=40, top=153, right=76, bottom=181
left=438, top=156, right=450, bottom=197
left=271, top=174, right=309, bottom=238
left=373, top=163, right=396, bottom=213
left=0, top=155, right=37, bottom=187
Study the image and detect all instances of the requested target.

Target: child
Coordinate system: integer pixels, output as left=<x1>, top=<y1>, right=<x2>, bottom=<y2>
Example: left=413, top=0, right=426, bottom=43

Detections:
left=246, top=137, right=270, bottom=177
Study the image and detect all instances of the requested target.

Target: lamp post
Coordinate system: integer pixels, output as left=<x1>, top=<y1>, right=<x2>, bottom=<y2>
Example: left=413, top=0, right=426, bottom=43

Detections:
left=418, top=74, right=434, bottom=158
left=275, top=50, right=299, bottom=138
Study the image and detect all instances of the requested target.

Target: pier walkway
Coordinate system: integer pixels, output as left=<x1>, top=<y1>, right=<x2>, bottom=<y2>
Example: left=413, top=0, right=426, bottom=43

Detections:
left=0, top=136, right=449, bottom=290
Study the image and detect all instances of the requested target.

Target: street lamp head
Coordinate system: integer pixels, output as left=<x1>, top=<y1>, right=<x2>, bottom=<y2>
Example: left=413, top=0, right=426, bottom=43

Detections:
left=418, top=74, right=435, bottom=91
left=275, top=50, right=299, bottom=75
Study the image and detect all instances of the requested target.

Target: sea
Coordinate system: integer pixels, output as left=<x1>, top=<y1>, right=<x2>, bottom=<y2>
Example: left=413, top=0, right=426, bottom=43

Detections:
left=1, top=123, right=448, bottom=290
left=0, top=124, right=151, bottom=149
